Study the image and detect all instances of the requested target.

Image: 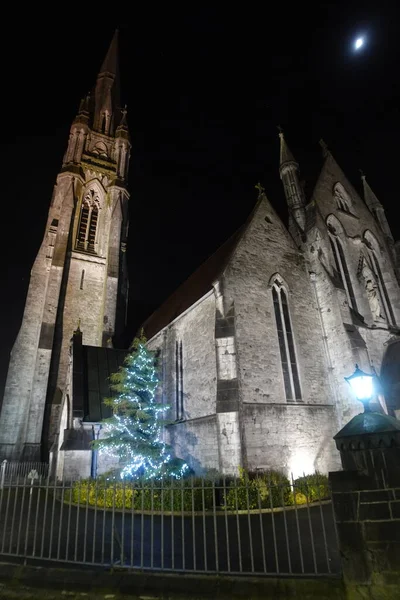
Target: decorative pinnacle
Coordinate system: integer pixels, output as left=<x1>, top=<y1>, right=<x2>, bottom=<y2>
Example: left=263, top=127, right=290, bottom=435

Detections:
left=279, top=130, right=297, bottom=168
left=118, top=104, right=128, bottom=128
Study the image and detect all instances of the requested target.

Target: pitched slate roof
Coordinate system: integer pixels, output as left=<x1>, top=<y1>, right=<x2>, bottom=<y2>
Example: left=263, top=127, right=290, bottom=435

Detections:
left=142, top=227, right=244, bottom=340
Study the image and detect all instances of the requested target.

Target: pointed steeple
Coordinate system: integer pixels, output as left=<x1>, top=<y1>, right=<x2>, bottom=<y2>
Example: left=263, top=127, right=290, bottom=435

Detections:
left=361, top=173, right=394, bottom=243
left=99, top=29, right=119, bottom=76
left=93, top=30, right=120, bottom=135
left=279, top=132, right=297, bottom=168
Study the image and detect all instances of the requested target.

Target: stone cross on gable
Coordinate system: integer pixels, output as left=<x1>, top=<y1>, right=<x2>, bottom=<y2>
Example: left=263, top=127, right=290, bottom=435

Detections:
left=255, top=182, right=265, bottom=196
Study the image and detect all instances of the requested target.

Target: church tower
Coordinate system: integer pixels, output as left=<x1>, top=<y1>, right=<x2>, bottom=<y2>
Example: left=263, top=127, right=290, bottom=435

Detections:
left=0, top=31, right=130, bottom=461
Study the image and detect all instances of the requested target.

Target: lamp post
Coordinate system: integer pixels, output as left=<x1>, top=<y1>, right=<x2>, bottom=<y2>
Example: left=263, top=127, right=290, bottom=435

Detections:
left=344, top=364, right=375, bottom=412
left=335, top=363, right=400, bottom=484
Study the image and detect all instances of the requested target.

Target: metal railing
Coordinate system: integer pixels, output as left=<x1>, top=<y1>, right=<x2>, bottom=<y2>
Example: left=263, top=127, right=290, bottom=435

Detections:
left=0, top=460, right=49, bottom=486
left=0, top=472, right=340, bottom=576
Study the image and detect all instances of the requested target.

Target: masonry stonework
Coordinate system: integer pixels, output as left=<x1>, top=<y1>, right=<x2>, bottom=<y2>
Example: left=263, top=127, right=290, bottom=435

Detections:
left=1, top=34, right=400, bottom=481
left=0, top=32, right=130, bottom=463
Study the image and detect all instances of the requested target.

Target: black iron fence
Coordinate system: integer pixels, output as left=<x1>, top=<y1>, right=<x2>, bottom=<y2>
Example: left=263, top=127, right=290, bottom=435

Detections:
left=0, top=470, right=340, bottom=577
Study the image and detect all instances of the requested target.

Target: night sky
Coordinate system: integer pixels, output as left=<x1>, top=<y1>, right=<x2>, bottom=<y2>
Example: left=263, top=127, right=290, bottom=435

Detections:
left=0, top=5, right=399, bottom=399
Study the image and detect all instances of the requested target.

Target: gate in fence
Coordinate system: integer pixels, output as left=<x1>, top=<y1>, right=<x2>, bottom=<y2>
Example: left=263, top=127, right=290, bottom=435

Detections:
left=0, top=470, right=341, bottom=577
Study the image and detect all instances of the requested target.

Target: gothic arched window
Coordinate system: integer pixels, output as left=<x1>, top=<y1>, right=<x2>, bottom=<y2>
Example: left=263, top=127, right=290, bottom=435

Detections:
left=272, top=279, right=302, bottom=402
left=328, top=225, right=357, bottom=311
left=76, top=189, right=101, bottom=253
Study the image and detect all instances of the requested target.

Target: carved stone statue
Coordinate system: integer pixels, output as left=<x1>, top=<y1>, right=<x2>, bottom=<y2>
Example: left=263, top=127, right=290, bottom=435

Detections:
left=334, top=183, right=350, bottom=212
left=362, top=264, right=384, bottom=321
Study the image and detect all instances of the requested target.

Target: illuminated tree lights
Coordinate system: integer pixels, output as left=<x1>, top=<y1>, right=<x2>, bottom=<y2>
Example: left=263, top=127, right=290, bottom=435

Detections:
left=92, top=333, right=189, bottom=480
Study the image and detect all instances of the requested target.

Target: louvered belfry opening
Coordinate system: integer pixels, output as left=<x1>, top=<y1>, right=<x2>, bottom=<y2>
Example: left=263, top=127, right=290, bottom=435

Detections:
left=88, top=207, right=98, bottom=252
left=76, top=190, right=100, bottom=253
left=77, top=203, right=90, bottom=250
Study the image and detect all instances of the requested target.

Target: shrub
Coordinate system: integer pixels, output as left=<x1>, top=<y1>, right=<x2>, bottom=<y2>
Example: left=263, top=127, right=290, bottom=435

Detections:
left=293, top=472, right=330, bottom=503
left=67, top=477, right=215, bottom=512
left=224, top=469, right=292, bottom=510
left=292, top=492, right=307, bottom=505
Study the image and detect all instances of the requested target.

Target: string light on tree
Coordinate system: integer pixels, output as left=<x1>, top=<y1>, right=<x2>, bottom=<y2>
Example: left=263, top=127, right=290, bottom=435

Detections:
left=92, top=331, right=189, bottom=480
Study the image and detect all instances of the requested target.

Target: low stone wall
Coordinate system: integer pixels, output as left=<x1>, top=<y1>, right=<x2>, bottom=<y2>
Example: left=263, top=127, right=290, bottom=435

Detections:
left=330, top=468, right=400, bottom=600
left=0, top=562, right=345, bottom=599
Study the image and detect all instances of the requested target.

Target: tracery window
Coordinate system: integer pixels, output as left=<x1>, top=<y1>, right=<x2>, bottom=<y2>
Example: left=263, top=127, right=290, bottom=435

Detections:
left=272, top=279, right=302, bottom=402
left=329, top=230, right=357, bottom=311
left=76, top=189, right=100, bottom=253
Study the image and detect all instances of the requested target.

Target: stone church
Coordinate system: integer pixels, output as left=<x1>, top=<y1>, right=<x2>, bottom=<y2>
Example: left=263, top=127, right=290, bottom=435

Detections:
left=0, top=32, right=399, bottom=481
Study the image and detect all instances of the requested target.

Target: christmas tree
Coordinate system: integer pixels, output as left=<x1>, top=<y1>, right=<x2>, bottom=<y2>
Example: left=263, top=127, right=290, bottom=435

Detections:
left=93, top=332, right=189, bottom=480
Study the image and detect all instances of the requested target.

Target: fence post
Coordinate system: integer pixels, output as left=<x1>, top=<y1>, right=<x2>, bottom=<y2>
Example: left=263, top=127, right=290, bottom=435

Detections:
left=329, top=409, right=400, bottom=595
left=0, top=460, right=7, bottom=489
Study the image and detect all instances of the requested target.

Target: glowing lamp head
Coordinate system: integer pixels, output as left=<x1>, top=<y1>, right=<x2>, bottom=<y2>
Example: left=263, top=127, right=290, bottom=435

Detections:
left=355, top=37, right=364, bottom=50
left=344, top=364, right=375, bottom=411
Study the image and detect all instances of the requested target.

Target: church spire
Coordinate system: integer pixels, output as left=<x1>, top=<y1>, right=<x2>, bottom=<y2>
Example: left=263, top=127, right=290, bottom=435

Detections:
left=99, top=29, right=119, bottom=76
left=93, top=30, right=120, bottom=135
left=278, top=132, right=306, bottom=236
left=361, top=173, right=394, bottom=243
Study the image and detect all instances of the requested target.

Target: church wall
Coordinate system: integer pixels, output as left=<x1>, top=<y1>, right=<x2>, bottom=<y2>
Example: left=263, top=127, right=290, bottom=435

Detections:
left=147, top=293, right=218, bottom=472
left=63, top=253, right=108, bottom=348
left=223, top=197, right=332, bottom=407
left=308, top=157, right=400, bottom=420
left=311, top=155, right=400, bottom=325
left=167, top=416, right=219, bottom=473
left=0, top=175, right=75, bottom=460
left=62, top=450, right=92, bottom=481
left=242, top=403, right=341, bottom=478
left=218, top=196, right=341, bottom=474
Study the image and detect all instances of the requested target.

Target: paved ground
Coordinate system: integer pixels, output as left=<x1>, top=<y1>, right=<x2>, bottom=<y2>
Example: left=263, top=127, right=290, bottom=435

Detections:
left=0, top=485, right=340, bottom=576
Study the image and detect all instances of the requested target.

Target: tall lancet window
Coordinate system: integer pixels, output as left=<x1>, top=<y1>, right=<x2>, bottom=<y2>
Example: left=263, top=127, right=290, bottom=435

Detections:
left=272, top=280, right=302, bottom=402
left=175, top=340, right=184, bottom=420
left=329, top=231, right=357, bottom=311
left=76, top=189, right=101, bottom=253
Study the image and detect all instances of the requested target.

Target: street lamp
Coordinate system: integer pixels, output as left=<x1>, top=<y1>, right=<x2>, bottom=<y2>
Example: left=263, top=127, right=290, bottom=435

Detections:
left=344, top=364, right=375, bottom=412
